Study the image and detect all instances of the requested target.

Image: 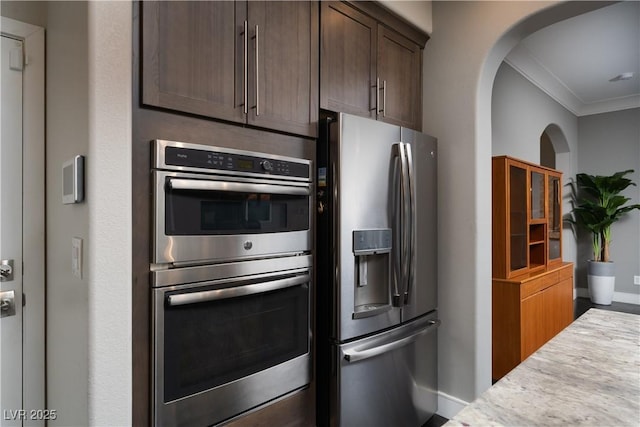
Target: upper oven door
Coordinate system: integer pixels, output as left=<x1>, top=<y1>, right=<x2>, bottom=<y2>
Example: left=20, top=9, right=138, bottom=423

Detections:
left=154, top=170, right=312, bottom=265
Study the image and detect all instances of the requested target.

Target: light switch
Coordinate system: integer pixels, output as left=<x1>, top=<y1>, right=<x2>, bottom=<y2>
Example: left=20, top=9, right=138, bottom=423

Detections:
left=72, top=237, right=83, bottom=278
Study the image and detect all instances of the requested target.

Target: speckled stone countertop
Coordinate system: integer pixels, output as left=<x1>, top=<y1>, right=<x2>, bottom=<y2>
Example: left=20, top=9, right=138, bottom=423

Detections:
left=446, top=309, right=640, bottom=426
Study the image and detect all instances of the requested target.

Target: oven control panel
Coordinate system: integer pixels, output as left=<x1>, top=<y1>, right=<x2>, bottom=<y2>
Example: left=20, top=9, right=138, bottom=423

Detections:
left=156, top=141, right=310, bottom=180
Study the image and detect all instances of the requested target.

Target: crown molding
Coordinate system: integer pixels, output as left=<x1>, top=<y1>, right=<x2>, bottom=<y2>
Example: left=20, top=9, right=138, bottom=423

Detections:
left=505, top=44, right=640, bottom=117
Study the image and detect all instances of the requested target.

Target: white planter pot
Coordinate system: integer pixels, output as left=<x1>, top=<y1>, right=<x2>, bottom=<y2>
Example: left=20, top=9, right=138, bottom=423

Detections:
left=587, top=261, right=615, bottom=305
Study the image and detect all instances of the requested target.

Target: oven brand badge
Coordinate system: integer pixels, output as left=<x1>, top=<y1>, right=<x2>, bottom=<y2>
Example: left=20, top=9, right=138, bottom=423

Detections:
left=243, top=241, right=253, bottom=250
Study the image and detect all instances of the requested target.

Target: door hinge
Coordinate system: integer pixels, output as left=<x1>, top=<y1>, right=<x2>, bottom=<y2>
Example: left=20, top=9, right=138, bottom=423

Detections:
left=23, top=293, right=26, bottom=307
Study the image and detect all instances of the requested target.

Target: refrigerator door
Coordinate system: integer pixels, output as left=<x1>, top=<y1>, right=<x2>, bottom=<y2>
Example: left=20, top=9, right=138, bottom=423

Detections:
left=332, top=312, right=440, bottom=427
left=332, top=113, right=401, bottom=341
left=400, top=128, right=438, bottom=322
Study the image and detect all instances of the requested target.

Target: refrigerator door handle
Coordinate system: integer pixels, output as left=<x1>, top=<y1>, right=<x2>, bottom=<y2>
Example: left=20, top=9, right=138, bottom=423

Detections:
left=404, top=143, right=415, bottom=305
left=342, top=319, right=441, bottom=363
left=391, top=143, right=408, bottom=306
left=392, top=142, right=411, bottom=307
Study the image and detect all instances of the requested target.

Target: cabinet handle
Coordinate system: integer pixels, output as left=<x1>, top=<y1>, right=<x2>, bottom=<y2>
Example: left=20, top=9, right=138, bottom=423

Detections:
left=376, top=78, right=380, bottom=115
left=376, top=79, right=387, bottom=117
left=382, top=80, right=387, bottom=118
left=243, top=20, right=248, bottom=115
left=254, top=24, right=260, bottom=116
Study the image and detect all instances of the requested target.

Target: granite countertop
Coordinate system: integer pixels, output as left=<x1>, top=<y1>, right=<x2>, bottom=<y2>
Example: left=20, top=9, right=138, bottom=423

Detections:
left=446, top=309, right=640, bottom=426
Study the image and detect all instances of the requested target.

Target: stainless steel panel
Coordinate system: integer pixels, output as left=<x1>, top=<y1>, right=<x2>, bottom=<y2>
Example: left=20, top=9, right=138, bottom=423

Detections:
left=400, top=128, right=438, bottom=322
left=166, top=273, right=309, bottom=306
left=333, top=312, right=439, bottom=427
left=167, top=178, right=310, bottom=196
left=152, top=254, right=312, bottom=288
left=332, top=113, right=401, bottom=341
left=153, top=170, right=312, bottom=265
left=154, top=354, right=310, bottom=427
left=153, top=139, right=311, bottom=182
left=153, top=261, right=313, bottom=426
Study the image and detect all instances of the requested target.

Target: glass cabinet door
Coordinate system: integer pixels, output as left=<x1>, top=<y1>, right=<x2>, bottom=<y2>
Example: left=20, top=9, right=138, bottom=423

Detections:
left=509, top=165, right=527, bottom=272
left=548, top=175, right=561, bottom=261
left=530, top=171, right=545, bottom=220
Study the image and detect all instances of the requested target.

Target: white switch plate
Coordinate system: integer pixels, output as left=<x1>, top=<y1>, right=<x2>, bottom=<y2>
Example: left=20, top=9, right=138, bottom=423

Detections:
left=634, top=275, right=640, bottom=286
left=72, top=237, right=83, bottom=279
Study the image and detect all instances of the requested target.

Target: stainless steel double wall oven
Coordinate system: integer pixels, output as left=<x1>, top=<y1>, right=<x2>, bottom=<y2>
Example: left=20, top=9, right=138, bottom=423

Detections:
left=151, top=140, right=313, bottom=426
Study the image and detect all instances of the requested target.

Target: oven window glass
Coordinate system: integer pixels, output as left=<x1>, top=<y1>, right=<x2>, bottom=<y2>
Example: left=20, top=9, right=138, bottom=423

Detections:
left=162, top=282, right=309, bottom=402
left=166, top=186, right=308, bottom=235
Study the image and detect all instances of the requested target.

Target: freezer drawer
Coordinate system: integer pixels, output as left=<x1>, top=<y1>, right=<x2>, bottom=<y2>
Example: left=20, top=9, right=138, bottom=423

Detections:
left=331, top=312, right=440, bottom=427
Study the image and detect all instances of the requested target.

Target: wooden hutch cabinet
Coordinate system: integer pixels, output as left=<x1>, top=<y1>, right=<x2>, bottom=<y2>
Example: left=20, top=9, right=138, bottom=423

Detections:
left=492, top=156, right=573, bottom=380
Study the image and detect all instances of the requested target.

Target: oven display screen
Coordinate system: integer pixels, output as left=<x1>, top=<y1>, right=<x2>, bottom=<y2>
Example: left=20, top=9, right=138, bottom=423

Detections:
left=237, top=159, right=254, bottom=170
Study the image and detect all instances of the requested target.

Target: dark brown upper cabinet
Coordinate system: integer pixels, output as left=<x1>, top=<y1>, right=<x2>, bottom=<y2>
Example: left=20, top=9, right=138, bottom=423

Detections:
left=320, top=1, right=425, bottom=131
left=142, top=1, right=318, bottom=138
left=320, top=2, right=377, bottom=119
left=377, top=26, right=422, bottom=130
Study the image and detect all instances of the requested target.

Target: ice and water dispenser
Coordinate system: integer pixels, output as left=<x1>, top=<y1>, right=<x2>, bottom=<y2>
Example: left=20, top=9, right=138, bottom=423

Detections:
left=352, top=229, right=392, bottom=319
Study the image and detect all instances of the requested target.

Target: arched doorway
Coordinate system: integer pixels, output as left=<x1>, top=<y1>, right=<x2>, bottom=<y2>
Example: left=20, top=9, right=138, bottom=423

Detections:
left=422, top=1, right=610, bottom=417
left=540, top=130, right=555, bottom=168
left=540, top=123, right=570, bottom=169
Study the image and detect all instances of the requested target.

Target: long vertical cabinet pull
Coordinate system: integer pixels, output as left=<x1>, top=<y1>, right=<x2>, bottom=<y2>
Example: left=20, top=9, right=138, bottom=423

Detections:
left=376, top=78, right=380, bottom=116
left=382, top=80, right=387, bottom=118
left=253, top=25, right=260, bottom=116
left=376, top=78, right=387, bottom=117
left=243, top=20, right=248, bottom=115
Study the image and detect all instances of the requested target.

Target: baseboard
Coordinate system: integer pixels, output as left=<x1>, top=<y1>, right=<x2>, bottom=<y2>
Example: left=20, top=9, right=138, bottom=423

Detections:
left=575, top=287, right=640, bottom=305
left=437, top=391, right=468, bottom=420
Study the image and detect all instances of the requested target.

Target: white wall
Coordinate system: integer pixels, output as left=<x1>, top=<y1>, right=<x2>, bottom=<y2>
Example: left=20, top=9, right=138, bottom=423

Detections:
left=85, top=1, right=132, bottom=424
left=577, top=108, right=640, bottom=302
left=378, top=0, right=432, bottom=36
left=46, top=3, right=90, bottom=424
left=421, top=0, right=608, bottom=417
left=492, top=62, right=578, bottom=268
left=46, top=1, right=132, bottom=425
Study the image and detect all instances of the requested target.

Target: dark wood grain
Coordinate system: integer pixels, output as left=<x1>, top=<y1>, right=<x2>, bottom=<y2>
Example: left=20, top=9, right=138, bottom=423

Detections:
left=142, top=0, right=318, bottom=138
left=132, top=3, right=150, bottom=426
left=134, top=5, right=316, bottom=424
left=320, top=1, right=377, bottom=117
left=320, top=1, right=423, bottom=131
left=248, top=1, right=319, bottom=137
left=377, top=25, right=422, bottom=130
left=142, top=1, right=245, bottom=124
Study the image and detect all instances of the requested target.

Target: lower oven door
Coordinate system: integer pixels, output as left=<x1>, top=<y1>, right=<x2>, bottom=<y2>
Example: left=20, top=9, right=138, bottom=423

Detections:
left=153, top=266, right=312, bottom=426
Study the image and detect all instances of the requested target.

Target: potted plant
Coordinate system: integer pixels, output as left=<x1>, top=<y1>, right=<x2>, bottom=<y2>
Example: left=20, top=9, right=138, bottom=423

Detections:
left=569, top=169, right=640, bottom=305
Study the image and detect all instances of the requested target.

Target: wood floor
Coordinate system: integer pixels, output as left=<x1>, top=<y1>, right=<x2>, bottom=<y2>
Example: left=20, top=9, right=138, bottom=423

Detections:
left=423, top=296, right=639, bottom=427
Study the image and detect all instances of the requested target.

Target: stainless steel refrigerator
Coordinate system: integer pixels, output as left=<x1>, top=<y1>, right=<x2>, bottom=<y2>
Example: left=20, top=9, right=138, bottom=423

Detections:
left=316, top=112, right=440, bottom=426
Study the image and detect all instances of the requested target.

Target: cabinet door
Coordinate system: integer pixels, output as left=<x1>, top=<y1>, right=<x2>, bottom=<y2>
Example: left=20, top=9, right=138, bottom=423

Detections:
left=320, top=1, right=377, bottom=118
left=248, top=1, right=318, bottom=137
left=530, top=171, right=546, bottom=220
left=377, top=26, right=422, bottom=130
left=521, top=291, right=545, bottom=360
left=509, top=164, right=528, bottom=274
left=548, top=174, right=562, bottom=263
left=544, top=277, right=573, bottom=339
left=142, top=1, right=245, bottom=124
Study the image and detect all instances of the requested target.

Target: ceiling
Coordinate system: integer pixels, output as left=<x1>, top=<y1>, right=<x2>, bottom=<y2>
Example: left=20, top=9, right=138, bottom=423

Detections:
left=505, top=1, right=640, bottom=117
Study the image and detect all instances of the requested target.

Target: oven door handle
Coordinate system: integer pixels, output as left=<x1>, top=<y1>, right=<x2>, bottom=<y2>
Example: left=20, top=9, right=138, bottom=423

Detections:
left=166, top=274, right=309, bottom=306
left=167, top=178, right=310, bottom=196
